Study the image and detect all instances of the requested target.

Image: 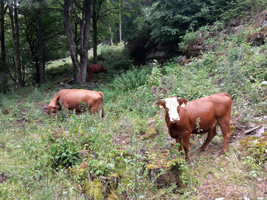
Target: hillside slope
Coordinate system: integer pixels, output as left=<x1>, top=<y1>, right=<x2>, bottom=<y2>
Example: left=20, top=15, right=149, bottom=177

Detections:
left=0, top=12, right=267, bottom=200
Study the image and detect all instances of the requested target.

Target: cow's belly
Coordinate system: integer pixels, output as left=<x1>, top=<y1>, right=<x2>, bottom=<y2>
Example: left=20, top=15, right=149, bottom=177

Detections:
left=192, top=122, right=216, bottom=134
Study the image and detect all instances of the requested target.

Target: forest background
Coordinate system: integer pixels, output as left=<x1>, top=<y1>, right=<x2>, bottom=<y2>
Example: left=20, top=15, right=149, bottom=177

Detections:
left=0, top=0, right=267, bottom=199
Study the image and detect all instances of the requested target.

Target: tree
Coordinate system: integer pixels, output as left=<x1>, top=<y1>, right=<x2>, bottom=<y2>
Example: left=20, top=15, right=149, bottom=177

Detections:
left=149, top=0, right=231, bottom=43
left=91, top=0, right=119, bottom=63
left=8, top=0, right=24, bottom=88
left=0, top=0, right=8, bottom=93
left=63, top=0, right=91, bottom=85
left=20, top=0, right=66, bottom=85
left=92, top=0, right=103, bottom=63
left=36, top=0, right=45, bottom=85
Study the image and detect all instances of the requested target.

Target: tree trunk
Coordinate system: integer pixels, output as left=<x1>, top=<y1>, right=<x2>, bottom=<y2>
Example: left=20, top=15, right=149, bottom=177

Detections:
left=0, top=0, right=8, bottom=93
left=9, top=0, right=23, bottom=89
left=109, top=24, right=113, bottom=46
left=63, top=0, right=91, bottom=85
left=36, top=1, right=45, bottom=85
left=92, top=0, right=97, bottom=64
left=119, top=0, right=122, bottom=43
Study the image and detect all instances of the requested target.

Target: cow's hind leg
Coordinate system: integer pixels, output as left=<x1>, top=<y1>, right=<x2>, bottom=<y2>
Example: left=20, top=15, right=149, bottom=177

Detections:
left=200, top=124, right=217, bottom=151
left=217, top=118, right=232, bottom=155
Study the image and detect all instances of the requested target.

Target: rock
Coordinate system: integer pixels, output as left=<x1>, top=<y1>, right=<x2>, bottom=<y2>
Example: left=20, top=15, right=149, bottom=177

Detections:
left=176, top=55, right=187, bottom=63
left=261, top=81, right=267, bottom=86
left=231, top=25, right=244, bottom=33
left=228, top=18, right=241, bottom=27
left=250, top=123, right=256, bottom=128
left=255, top=126, right=265, bottom=137
left=243, top=196, right=250, bottom=200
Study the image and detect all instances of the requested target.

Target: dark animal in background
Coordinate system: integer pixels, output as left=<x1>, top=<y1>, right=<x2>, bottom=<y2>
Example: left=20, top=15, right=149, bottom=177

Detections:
left=156, top=93, right=232, bottom=160
left=87, top=63, right=108, bottom=81
left=44, top=89, right=104, bottom=118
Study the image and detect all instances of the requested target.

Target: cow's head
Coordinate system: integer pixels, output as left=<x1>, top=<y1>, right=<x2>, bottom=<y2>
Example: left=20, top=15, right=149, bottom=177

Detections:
left=156, top=97, right=188, bottom=123
left=103, top=68, right=108, bottom=74
left=43, top=105, right=59, bottom=116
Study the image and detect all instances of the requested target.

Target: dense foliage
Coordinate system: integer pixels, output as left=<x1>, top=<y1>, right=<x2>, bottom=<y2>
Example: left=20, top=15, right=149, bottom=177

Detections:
left=149, top=0, right=230, bottom=43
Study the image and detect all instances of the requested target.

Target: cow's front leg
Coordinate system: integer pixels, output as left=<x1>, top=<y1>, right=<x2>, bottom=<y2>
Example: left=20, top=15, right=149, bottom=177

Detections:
left=182, top=135, right=190, bottom=161
left=175, top=136, right=183, bottom=151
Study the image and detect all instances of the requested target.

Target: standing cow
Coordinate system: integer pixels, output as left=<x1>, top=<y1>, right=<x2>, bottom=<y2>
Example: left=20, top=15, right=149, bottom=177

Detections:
left=87, top=63, right=108, bottom=81
left=156, top=93, right=232, bottom=160
left=44, top=89, right=104, bottom=118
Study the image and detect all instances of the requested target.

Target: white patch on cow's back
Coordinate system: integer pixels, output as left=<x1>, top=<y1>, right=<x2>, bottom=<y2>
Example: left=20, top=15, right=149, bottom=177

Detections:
left=164, top=97, right=180, bottom=122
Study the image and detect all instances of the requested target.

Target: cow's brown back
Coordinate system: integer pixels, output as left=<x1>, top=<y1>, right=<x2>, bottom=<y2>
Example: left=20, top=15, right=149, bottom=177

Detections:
left=87, top=63, right=108, bottom=81
left=45, top=89, right=104, bottom=118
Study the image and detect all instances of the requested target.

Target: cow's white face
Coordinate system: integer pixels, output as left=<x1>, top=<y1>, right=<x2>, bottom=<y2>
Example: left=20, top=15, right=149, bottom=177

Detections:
left=164, top=97, right=180, bottom=122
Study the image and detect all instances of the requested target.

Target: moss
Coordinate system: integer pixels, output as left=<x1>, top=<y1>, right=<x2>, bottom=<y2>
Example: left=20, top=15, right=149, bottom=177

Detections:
left=70, top=160, right=88, bottom=175
left=165, top=159, right=185, bottom=169
left=117, top=149, right=131, bottom=156
left=85, top=179, right=105, bottom=200
left=240, top=136, right=258, bottom=146
left=256, top=141, right=267, bottom=149
left=110, top=173, right=118, bottom=178
left=160, top=149, right=169, bottom=159
left=146, top=164, right=158, bottom=170
left=230, top=126, right=236, bottom=133
left=107, top=193, right=119, bottom=200
left=240, top=135, right=267, bottom=153
left=141, top=124, right=157, bottom=140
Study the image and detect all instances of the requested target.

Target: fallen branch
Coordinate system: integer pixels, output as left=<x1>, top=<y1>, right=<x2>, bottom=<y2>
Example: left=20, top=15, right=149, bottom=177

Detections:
left=243, top=126, right=261, bottom=135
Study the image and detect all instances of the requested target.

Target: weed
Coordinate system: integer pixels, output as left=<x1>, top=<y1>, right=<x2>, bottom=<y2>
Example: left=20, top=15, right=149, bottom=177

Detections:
left=45, top=135, right=82, bottom=169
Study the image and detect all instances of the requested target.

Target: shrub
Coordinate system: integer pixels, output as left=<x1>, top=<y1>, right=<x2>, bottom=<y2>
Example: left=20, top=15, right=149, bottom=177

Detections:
left=111, top=66, right=153, bottom=92
left=112, top=59, right=133, bottom=70
left=46, top=135, right=81, bottom=169
left=179, top=30, right=200, bottom=51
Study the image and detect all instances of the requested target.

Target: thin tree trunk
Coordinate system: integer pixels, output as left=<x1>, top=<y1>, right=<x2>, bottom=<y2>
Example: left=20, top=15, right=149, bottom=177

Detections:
left=63, top=0, right=82, bottom=84
left=80, top=0, right=91, bottom=84
left=92, top=0, right=97, bottom=64
left=36, top=1, right=45, bottom=85
left=63, top=0, right=91, bottom=85
left=109, top=24, right=113, bottom=46
left=0, top=0, right=8, bottom=93
left=119, top=0, right=122, bottom=43
left=9, top=0, right=23, bottom=88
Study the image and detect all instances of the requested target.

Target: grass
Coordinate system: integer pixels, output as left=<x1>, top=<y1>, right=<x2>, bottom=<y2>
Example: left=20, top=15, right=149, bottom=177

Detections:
left=0, top=35, right=267, bottom=199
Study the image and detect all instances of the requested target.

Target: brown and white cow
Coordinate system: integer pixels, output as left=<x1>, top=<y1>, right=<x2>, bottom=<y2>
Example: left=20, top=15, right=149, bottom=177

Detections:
left=44, top=89, right=105, bottom=118
left=156, top=93, right=232, bottom=160
left=87, top=63, right=108, bottom=81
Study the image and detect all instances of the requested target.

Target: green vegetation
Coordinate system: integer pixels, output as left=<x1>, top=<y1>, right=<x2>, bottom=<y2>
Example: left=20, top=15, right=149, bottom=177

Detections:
left=1, top=9, right=267, bottom=200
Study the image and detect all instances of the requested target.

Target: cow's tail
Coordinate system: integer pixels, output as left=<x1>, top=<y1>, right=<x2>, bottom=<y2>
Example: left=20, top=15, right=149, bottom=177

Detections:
left=99, top=92, right=105, bottom=118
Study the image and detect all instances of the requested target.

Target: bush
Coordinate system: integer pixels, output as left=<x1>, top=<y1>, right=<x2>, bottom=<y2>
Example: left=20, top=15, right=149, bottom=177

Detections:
left=112, top=59, right=133, bottom=70
left=111, top=66, right=153, bottom=92
left=46, top=135, right=81, bottom=169
left=179, top=31, right=200, bottom=51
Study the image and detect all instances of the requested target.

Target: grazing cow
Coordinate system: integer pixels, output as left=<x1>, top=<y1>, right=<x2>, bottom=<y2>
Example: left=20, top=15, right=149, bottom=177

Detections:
left=156, top=93, right=232, bottom=160
left=87, top=63, right=108, bottom=81
left=44, top=89, right=104, bottom=118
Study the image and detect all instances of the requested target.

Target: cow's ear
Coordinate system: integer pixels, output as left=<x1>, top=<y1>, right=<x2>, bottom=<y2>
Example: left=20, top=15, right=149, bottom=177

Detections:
left=156, top=100, right=165, bottom=109
left=179, top=98, right=188, bottom=107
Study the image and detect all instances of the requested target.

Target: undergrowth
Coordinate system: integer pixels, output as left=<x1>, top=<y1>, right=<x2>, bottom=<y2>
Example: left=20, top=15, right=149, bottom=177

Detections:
left=1, top=27, right=267, bottom=199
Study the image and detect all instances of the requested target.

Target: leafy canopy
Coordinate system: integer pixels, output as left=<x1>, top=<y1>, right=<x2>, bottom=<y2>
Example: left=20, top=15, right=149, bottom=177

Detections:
left=148, top=0, right=231, bottom=43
